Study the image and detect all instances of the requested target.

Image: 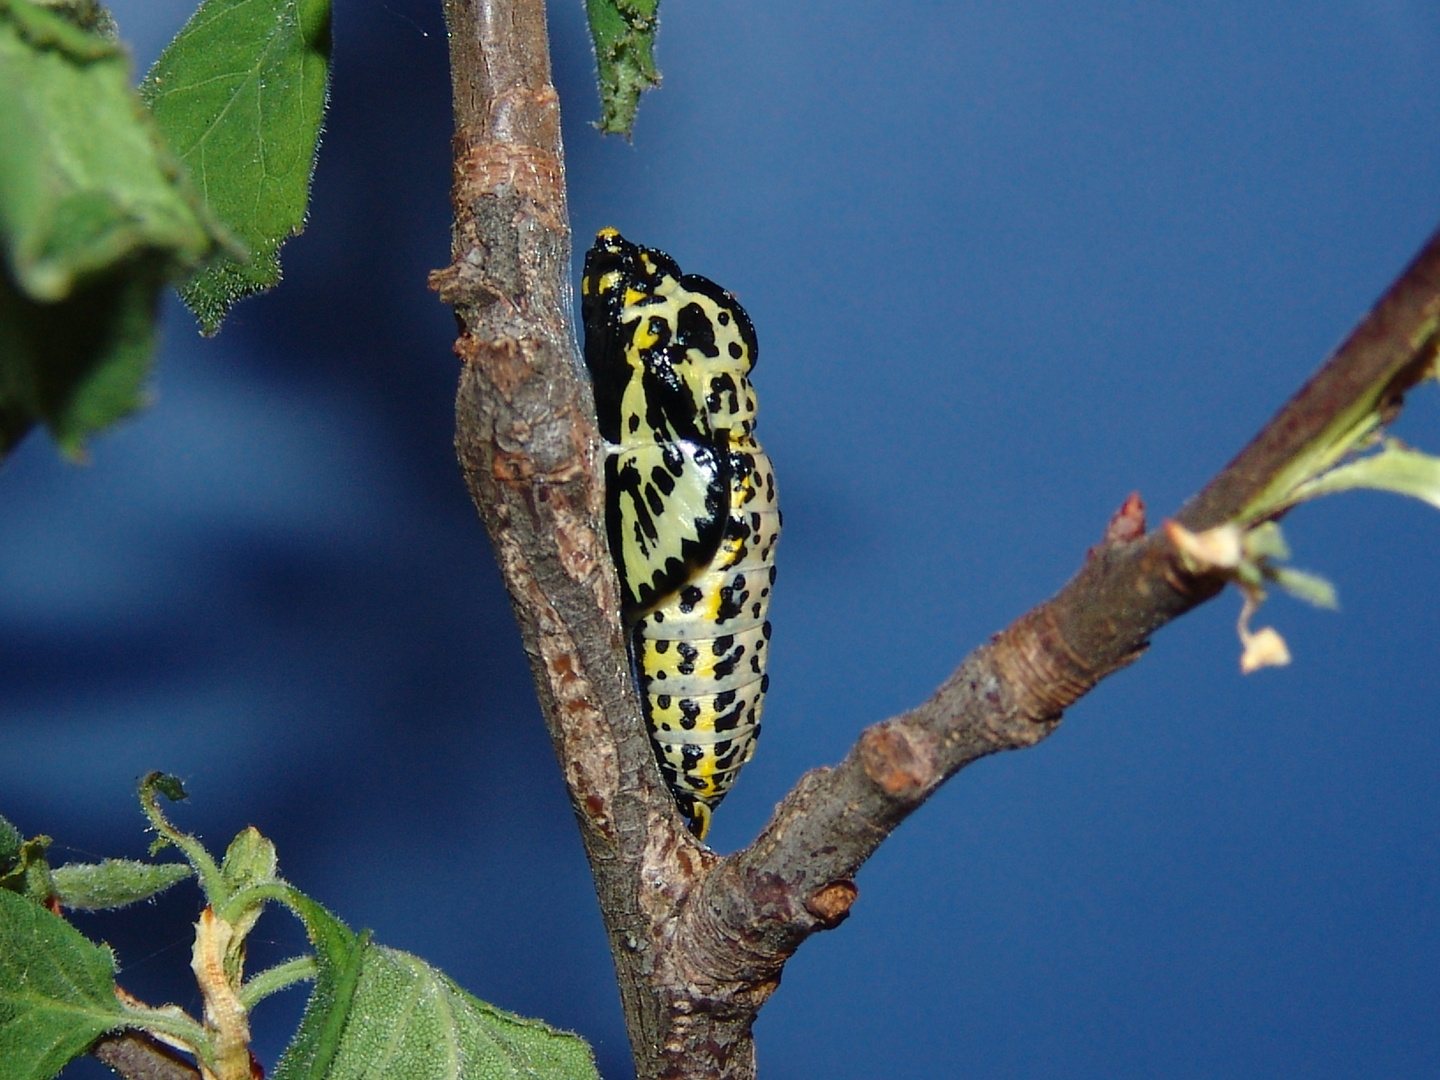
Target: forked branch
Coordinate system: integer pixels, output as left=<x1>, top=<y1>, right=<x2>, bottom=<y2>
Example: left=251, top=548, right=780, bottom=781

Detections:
left=433, top=1, right=1440, bottom=1077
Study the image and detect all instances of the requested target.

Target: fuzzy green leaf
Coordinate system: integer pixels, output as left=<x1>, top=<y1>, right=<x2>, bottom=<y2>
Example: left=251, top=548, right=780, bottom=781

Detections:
left=220, top=826, right=278, bottom=892
left=270, top=892, right=369, bottom=1080
left=141, top=0, right=333, bottom=333
left=586, top=0, right=660, bottom=135
left=0, top=829, right=54, bottom=907
left=299, top=946, right=600, bottom=1080
left=0, top=888, right=127, bottom=1080
left=0, top=0, right=224, bottom=456
left=271, top=893, right=598, bottom=1080
left=1284, top=439, right=1440, bottom=511
left=50, top=859, right=192, bottom=911
left=146, top=773, right=188, bottom=804
left=0, top=817, right=22, bottom=868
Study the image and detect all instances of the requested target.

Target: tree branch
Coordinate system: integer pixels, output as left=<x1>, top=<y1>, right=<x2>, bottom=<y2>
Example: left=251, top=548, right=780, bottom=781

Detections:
left=432, top=0, right=709, bottom=1067
left=431, top=2, right=1440, bottom=1075
left=90, top=1030, right=201, bottom=1080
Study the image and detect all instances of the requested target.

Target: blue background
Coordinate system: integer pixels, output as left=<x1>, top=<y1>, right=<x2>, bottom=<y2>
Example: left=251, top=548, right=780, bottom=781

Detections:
left=8, top=1, right=1440, bottom=1077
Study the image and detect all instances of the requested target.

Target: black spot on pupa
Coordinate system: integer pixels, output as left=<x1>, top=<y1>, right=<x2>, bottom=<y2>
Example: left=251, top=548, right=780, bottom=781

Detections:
left=716, top=583, right=747, bottom=623
left=679, top=698, right=701, bottom=729
left=650, top=466, right=676, bottom=495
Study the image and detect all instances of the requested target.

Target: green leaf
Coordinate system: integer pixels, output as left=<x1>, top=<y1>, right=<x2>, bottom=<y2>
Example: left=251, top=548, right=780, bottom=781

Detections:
left=586, top=0, right=660, bottom=135
left=1267, top=565, right=1340, bottom=610
left=0, top=261, right=161, bottom=458
left=0, top=830, right=54, bottom=907
left=217, top=825, right=280, bottom=959
left=1241, top=521, right=1290, bottom=562
left=271, top=893, right=598, bottom=1080
left=1283, top=438, right=1440, bottom=511
left=0, top=0, right=225, bottom=455
left=220, top=826, right=278, bottom=892
left=1238, top=317, right=1440, bottom=525
left=270, top=891, right=369, bottom=1080
left=141, top=0, right=333, bottom=333
left=28, top=0, right=115, bottom=40
left=0, top=817, right=24, bottom=870
left=50, top=859, right=191, bottom=911
left=0, top=888, right=127, bottom=1080
left=146, top=772, right=188, bottom=804
left=290, top=947, right=600, bottom=1080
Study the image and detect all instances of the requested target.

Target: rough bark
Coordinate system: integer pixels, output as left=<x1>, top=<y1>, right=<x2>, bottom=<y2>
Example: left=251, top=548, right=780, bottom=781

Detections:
left=430, top=0, right=707, bottom=1067
left=430, top=1, right=1440, bottom=1077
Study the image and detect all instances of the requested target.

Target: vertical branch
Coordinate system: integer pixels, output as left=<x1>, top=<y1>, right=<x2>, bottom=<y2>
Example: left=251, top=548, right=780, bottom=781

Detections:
left=432, top=0, right=618, bottom=851
left=432, top=1, right=719, bottom=1075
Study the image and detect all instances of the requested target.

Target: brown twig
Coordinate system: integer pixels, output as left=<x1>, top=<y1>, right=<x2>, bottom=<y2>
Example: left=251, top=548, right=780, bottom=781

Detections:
left=90, top=1030, right=201, bottom=1080
left=431, top=1, right=1440, bottom=1076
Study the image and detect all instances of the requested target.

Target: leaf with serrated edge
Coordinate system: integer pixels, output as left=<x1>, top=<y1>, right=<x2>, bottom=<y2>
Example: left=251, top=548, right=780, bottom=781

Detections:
left=269, top=888, right=597, bottom=1080
left=302, top=946, right=600, bottom=1080
left=586, top=0, right=660, bottom=135
left=141, top=0, right=333, bottom=333
left=50, top=860, right=192, bottom=911
left=0, top=888, right=126, bottom=1080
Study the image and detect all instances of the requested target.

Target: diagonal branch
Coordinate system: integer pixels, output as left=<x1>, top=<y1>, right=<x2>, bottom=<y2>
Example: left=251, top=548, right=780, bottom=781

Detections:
left=676, top=225, right=1440, bottom=1050
left=431, top=1, right=1440, bottom=1076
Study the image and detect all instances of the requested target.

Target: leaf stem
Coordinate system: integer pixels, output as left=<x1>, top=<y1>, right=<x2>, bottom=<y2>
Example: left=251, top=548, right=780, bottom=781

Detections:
left=137, top=774, right=226, bottom=906
left=239, top=955, right=317, bottom=1010
left=215, top=880, right=303, bottom=925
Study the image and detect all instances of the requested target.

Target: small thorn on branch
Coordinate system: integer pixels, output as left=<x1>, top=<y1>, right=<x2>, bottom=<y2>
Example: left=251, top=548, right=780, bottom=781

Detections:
left=1101, top=492, right=1147, bottom=547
